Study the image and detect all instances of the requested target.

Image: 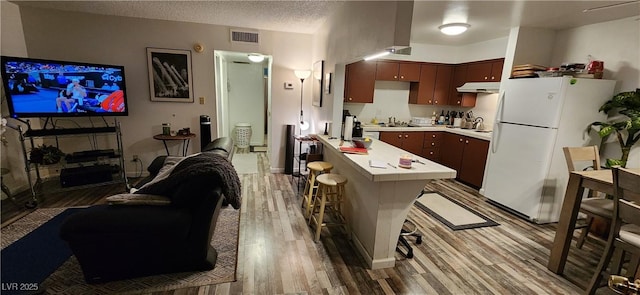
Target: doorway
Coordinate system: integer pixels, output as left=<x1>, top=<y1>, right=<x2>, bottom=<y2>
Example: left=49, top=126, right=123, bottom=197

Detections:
left=214, top=51, right=272, bottom=155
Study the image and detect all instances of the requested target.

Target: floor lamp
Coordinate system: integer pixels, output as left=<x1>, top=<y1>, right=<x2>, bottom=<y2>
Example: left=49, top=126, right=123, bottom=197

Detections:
left=294, top=70, right=311, bottom=135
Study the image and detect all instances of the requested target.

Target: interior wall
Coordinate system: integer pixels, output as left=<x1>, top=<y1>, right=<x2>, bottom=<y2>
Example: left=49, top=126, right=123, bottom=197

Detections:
left=10, top=6, right=312, bottom=175
left=551, top=16, right=640, bottom=167
left=310, top=1, right=406, bottom=139
left=1, top=1, right=30, bottom=193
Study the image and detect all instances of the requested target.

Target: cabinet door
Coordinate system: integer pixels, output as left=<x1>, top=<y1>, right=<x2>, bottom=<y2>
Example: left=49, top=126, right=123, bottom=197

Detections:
left=467, top=62, right=492, bottom=82
left=449, top=64, right=469, bottom=106
left=439, top=133, right=465, bottom=171
left=376, top=61, right=399, bottom=81
left=409, top=64, right=437, bottom=104
left=345, top=61, right=376, bottom=103
left=398, top=62, right=421, bottom=82
left=379, top=131, right=403, bottom=148
left=433, top=65, right=452, bottom=105
left=490, top=59, right=504, bottom=81
left=459, top=137, right=490, bottom=188
left=402, top=132, right=425, bottom=155
left=460, top=93, right=477, bottom=107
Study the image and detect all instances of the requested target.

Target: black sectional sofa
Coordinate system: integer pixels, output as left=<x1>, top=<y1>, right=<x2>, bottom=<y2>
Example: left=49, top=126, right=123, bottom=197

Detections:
left=59, top=137, right=240, bottom=283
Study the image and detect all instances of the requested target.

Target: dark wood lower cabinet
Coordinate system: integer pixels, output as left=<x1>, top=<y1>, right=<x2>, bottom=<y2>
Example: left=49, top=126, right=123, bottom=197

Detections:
left=379, top=131, right=424, bottom=155
left=458, top=137, right=489, bottom=188
left=440, top=133, right=489, bottom=188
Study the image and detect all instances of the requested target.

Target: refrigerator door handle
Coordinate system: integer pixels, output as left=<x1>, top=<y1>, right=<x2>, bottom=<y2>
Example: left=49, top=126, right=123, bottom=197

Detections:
left=490, top=91, right=505, bottom=154
left=491, top=122, right=500, bottom=154
left=495, top=90, right=506, bottom=124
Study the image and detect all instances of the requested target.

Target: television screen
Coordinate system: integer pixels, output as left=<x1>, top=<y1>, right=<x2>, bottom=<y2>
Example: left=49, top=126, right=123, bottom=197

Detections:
left=1, top=56, right=129, bottom=118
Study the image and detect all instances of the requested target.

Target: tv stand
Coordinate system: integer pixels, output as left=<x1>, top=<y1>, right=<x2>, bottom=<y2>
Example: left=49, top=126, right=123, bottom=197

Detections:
left=18, top=118, right=128, bottom=205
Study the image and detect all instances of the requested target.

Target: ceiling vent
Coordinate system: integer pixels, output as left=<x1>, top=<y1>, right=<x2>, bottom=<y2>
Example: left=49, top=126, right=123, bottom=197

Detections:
left=230, top=29, right=260, bottom=44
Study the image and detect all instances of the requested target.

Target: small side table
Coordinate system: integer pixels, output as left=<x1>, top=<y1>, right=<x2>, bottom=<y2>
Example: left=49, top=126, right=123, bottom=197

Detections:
left=153, top=133, right=196, bottom=156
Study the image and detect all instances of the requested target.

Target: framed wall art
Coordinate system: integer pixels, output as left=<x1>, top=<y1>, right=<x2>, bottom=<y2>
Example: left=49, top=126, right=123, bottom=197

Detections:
left=312, top=60, right=324, bottom=107
left=146, top=48, right=194, bottom=102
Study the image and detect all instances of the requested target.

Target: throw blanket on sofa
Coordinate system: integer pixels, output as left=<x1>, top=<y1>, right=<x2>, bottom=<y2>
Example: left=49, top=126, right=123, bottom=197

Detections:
left=136, top=153, right=242, bottom=209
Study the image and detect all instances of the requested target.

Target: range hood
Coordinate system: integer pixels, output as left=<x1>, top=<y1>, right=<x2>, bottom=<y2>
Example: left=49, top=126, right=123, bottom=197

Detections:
left=457, top=82, right=501, bottom=93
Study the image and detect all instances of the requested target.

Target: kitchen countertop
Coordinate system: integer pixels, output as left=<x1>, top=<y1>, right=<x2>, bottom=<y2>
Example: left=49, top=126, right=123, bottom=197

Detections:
left=317, top=134, right=456, bottom=182
left=362, top=125, right=493, bottom=141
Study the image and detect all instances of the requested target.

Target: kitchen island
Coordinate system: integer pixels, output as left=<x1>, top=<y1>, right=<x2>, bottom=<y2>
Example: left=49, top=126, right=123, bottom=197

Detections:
left=316, top=134, right=456, bottom=269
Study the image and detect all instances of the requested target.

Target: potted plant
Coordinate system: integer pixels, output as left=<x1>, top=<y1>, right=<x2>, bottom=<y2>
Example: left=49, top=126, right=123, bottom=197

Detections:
left=30, top=144, right=65, bottom=165
left=590, top=88, right=640, bottom=167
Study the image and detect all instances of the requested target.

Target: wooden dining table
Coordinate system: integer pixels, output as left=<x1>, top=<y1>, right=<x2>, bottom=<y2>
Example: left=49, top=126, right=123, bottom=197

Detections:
left=548, top=168, right=640, bottom=274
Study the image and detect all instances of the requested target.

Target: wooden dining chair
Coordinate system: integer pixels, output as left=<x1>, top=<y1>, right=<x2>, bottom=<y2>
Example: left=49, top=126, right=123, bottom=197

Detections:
left=586, top=167, right=640, bottom=295
left=563, top=146, right=613, bottom=248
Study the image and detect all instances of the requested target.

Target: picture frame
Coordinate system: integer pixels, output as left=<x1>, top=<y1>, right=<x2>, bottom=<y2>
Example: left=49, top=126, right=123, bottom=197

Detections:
left=324, top=72, right=332, bottom=95
left=146, top=48, right=194, bottom=102
left=312, top=60, right=324, bottom=107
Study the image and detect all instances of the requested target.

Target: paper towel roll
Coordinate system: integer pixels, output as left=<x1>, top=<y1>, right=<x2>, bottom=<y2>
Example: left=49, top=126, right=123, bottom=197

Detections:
left=453, top=118, right=463, bottom=127
left=344, top=116, right=354, bottom=140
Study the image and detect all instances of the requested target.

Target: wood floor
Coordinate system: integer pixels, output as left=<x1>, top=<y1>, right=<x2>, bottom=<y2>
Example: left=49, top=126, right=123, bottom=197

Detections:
left=1, top=152, right=616, bottom=294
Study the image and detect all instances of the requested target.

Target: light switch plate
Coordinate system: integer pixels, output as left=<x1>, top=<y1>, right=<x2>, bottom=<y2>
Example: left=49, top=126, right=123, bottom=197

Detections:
left=284, top=82, right=293, bottom=89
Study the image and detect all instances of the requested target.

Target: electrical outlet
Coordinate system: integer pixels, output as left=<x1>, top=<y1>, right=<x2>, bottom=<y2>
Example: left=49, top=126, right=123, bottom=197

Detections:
left=132, top=155, right=139, bottom=162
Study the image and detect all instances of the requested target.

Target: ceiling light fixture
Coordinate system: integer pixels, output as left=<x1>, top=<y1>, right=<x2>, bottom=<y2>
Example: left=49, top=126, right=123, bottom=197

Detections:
left=248, top=53, right=265, bottom=63
left=363, top=50, right=392, bottom=61
left=438, top=23, right=471, bottom=36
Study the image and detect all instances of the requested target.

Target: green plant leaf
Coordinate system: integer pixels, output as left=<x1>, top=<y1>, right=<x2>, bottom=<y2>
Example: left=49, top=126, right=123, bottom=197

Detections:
left=598, top=125, right=615, bottom=138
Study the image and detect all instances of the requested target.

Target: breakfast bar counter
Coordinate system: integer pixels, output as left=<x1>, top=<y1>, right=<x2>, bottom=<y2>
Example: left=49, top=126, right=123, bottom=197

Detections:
left=316, top=134, right=456, bottom=269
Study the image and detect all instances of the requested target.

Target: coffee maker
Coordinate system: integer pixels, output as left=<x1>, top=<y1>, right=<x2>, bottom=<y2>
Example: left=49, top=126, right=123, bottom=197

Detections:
left=352, top=120, right=363, bottom=138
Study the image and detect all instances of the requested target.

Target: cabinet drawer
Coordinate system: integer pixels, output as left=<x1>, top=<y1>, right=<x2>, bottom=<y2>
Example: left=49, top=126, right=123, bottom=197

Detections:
left=421, top=147, right=440, bottom=161
left=423, top=132, right=442, bottom=147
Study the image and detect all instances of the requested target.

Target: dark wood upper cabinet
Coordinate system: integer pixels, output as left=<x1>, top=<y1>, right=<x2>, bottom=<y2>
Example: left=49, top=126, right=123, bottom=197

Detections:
left=490, top=59, right=504, bottom=82
left=344, top=61, right=376, bottom=103
left=449, top=64, right=477, bottom=107
left=433, top=65, right=452, bottom=106
left=409, top=64, right=437, bottom=105
left=376, top=61, right=399, bottom=81
left=466, top=58, right=504, bottom=82
left=345, top=58, right=502, bottom=105
left=376, top=61, right=420, bottom=82
left=398, top=63, right=421, bottom=81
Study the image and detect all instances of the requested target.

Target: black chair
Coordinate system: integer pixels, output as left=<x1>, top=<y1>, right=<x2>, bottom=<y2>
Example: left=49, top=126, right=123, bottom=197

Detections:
left=396, top=190, right=425, bottom=258
left=60, top=147, right=240, bottom=283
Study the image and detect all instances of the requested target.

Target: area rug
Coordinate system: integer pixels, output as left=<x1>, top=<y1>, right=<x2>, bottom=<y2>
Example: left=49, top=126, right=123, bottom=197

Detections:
left=1, top=208, right=84, bottom=294
left=1, top=207, right=240, bottom=294
left=414, top=191, right=499, bottom=231
left=232, top=153, right=258, bottom=174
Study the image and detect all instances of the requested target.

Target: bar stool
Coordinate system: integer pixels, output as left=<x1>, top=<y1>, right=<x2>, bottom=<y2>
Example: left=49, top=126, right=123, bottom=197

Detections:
left=309, top=173, right=347, bottom=242
left=301, top=161, right=333, bottom=219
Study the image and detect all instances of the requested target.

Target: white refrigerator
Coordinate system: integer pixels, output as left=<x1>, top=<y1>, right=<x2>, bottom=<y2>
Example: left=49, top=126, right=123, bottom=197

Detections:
left=480, top=76, right=615, bottom=224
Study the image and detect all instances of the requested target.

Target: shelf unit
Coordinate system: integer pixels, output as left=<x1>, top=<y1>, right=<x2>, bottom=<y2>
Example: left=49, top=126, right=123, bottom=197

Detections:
left=292, top=136, right=323, bottom=190
left=19, top=118, right=128, bottom=202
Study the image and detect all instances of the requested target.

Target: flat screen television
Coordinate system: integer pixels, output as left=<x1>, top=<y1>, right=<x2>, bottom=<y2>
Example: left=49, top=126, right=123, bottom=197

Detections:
left=1, top=56, right=129, bottom=118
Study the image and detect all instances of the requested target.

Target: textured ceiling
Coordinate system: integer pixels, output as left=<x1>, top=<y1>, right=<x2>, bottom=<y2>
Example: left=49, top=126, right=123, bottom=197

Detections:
left=12, top=0, right=346, bottom=34
left=11, top=0, right=640, bottom=46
